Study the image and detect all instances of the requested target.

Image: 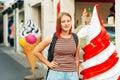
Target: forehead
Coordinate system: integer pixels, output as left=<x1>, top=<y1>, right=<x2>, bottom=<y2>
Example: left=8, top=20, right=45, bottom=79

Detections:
left=61, top=15, right=71, bottom=20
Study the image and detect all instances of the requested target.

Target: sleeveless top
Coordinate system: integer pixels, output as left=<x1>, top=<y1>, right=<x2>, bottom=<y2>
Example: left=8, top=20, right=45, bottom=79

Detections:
left=52, top=35, right=77, bottom=72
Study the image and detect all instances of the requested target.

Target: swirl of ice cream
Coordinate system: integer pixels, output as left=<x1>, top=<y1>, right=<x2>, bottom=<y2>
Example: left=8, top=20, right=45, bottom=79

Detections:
left=79, top=4, right=120, bottom=80
left=20, top=20, right=41, bottom=38
left=20, top=20, right=41, bottom=44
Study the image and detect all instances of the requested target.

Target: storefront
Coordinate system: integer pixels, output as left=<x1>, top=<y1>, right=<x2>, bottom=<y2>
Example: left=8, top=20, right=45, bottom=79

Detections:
left=2, top=0, right=24, bottom=52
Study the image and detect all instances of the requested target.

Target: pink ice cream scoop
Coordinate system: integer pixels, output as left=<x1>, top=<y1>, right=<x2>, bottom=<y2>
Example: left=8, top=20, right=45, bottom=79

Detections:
left=25, top=34, right=37, bottom=44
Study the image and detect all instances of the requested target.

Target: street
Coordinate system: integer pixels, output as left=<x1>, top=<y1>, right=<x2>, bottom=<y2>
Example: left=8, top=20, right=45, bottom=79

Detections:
left=0, top=46, right=27, bottom=80
left=0, top=45, right=46, bottom=80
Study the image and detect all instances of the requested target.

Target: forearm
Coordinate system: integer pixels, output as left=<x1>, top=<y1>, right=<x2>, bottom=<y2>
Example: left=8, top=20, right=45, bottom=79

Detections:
left=76, top=39, right=80, bottom=75
left=76, top=48, right=80, bottom=73
left=34, top=52, right=50, bottom=67
left=76, top=60, right=80, bottom=73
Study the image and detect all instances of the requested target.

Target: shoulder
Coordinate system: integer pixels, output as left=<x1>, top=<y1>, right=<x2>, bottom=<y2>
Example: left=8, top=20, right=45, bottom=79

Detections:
left=43, top=33, right=54, bottom=44
left=72, top=32, right=80, bottom=45
left=35, top=33, right=54, bottom=48
left=72, top=32, right=80, bottom=43
left=72, top=32, right=79, bottom=39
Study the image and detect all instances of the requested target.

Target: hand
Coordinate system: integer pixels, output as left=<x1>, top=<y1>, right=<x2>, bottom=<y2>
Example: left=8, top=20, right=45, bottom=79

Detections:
left=48, top=60, right=59, bottom=69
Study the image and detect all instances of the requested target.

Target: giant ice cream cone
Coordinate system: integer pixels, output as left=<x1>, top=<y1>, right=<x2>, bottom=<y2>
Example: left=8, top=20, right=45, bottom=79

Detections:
left=23, top=37, right=41, bottom=75
left=78, top=4, right=120, bottom=80
left=19, top=20, right=41, bottom=75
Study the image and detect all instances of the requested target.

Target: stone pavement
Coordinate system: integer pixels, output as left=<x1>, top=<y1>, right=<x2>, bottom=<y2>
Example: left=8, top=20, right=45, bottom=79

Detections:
left=0, top=44, right=47, bottom=80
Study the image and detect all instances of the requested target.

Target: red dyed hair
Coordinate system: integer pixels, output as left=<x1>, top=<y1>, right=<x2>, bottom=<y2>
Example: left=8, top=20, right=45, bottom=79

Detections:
left=56, top=12, right=72, bottom=38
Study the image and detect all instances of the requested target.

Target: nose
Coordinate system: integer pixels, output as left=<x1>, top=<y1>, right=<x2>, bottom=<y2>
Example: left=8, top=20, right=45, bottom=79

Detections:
left=65, top=21, right=69, bottom=25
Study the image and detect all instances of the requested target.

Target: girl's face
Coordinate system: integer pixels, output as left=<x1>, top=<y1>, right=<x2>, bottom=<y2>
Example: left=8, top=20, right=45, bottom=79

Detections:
left=61, top=15, right=72, bottom=33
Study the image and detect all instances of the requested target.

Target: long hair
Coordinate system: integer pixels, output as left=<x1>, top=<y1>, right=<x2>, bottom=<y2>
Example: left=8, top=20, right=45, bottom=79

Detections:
left=56, top=12, right=72, bottom=38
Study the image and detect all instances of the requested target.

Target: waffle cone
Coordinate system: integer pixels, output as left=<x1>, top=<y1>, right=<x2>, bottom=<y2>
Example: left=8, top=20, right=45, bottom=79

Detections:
left=23, top=36, right=41, bottom=75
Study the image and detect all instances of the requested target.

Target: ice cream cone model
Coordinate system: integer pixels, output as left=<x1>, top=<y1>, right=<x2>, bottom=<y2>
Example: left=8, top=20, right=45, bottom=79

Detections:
left=78, top=4, right=120, bottom=80
left=19, top=20, right=41, bottom=75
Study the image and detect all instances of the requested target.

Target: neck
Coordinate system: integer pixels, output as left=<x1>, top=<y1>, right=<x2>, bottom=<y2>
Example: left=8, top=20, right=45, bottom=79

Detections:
left=60, top=31, right=71, bottom=38
left=61, top=31, right=69, bottom=35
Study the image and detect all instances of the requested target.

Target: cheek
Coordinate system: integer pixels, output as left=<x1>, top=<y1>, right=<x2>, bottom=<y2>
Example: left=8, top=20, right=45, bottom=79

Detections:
left=61, top=23, right=64, bottom=26
left=61, top=22, right=72, bottom=26
left=61, top=25, right=71, bottom=31
left=69, top=23, right=72, bottom=26
left=68, top=21, right=72, bottom=26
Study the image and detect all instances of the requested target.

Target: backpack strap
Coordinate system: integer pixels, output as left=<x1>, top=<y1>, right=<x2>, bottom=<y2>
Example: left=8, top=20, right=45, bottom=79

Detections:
left=46, top=33, right=57, bottom=79
left=47, top=32, right=57, bottom=62
left=72, top=33, right=78, bottom=48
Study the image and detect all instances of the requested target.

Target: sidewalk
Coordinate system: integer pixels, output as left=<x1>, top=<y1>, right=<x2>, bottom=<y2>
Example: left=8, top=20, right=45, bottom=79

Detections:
left=0, top=44, right=82, bottom=80
left=0, top=44, right=46, bottom=80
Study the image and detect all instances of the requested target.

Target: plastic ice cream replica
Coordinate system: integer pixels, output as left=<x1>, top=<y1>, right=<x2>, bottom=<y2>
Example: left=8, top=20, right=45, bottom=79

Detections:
left=78, top=5, right=120, bottom=80
left=19, top=20, right=41, bottom=76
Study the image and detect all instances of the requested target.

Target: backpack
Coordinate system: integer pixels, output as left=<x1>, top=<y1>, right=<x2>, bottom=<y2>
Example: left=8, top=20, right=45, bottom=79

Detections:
left=46, top=32, right=79, bottom=78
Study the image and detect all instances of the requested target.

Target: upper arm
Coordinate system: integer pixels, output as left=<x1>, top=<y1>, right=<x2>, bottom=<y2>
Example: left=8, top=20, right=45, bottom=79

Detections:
left=33, top=34, right=53, bottom=53
left=76, top=38, right=80, bottom=60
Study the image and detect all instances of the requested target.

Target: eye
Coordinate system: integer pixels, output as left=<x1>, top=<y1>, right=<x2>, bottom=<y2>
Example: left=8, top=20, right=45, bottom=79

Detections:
left=61, top=20, right=65, bottom=23
left=67, top=20, right=71, bottom=22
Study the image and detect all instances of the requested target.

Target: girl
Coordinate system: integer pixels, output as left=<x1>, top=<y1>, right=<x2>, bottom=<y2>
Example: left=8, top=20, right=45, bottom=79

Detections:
left=33, top=12, right=80, bottom=80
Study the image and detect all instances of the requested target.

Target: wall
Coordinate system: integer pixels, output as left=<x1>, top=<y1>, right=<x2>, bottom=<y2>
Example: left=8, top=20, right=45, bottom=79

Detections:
left=61, top=0, right=75, bottom=30
left=0, top=14, right=3, bottom=33
left=75, top=2, right=113, bottom=27
left=30, top=0, right=41, bottom=6
left=115, top=0, right=120, bottom=53
left=0, top=17, right=3, bottom=43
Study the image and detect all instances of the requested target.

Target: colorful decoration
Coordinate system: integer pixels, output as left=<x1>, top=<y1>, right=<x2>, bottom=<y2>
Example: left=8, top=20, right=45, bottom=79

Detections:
left=25, top=34, right=37, bottom=44
left=19, top=20, right=41, bottom=75
left=57, top=0, right=60, bottom=15
left=19, top=37, right=26, bottom=47
left=79, top=4, right=120, bottom=80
